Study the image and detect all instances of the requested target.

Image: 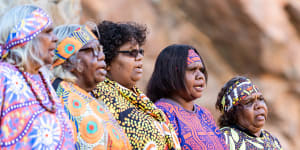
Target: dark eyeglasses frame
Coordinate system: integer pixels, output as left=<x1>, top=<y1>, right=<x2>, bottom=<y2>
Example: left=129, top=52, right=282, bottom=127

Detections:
left=117, top=48, right=144, bottom=58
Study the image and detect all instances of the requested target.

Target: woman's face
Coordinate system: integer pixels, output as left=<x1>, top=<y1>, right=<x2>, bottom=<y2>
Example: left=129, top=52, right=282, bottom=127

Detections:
left=36, top=25, right=58, bottom=65
left=107, top=41, right=144, bottom=89
left=180, top=59, right=206, bottom=101
left=236, top=92, right=268, bottom=135
left=76, top=40, right=106, bottom=85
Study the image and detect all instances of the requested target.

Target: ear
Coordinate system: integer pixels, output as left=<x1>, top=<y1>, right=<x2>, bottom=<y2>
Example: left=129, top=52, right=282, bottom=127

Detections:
left=76, top=62, right=84, bottom=73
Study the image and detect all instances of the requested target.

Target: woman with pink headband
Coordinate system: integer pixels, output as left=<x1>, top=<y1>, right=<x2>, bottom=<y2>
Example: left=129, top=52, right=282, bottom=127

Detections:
left=147, top=44, right=228, bottom=149
left=216, top=76, right=282, bottom=149
left=0, top=5, right=75, bottom=149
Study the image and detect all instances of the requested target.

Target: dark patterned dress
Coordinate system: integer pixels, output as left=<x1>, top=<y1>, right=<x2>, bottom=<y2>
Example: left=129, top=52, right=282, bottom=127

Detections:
left=221, top=126, right=282, bottom=150
left=92, top=78, right=181, bottom=150
left=0, top=62, right=75, bottom=149
left=155, top=98, right=228, bottom=150
left=55, top=80, right=131, bottom=150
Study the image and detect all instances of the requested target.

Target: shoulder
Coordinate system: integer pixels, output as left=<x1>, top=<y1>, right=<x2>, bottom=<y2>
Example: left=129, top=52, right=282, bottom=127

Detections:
left=155, top=99, right=179, bottom=112
left=0, top=62, right=18, bottom=77
left=261, top=130, right=282, bottom=148
left=93, top=80, right=118, bottom=98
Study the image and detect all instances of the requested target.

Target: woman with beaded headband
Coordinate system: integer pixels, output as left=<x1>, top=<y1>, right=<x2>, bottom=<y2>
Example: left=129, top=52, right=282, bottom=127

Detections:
left=51, top=24, right=131, bottom=149
left=91, top=21, right=181, bottom=150
left=147, top=44, right=228, bottom=150
left=0, top=5, right=75, bottom=149
left=215, top=76, right=282, bottom=149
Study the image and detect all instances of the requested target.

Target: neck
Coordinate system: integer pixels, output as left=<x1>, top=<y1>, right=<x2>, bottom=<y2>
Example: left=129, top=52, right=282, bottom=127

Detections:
left=75, top=75, right=95, bottom=92
left=171, top=95, right=194, bottom=111
left=24, top=64, right=40, bottom=74
left=23, top=61, right=40, bottom=74
left=237, top=124, right=262, bottom=137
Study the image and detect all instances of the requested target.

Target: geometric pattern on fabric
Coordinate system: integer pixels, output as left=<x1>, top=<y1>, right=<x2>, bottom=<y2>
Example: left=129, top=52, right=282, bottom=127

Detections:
left=155, top=99, right=229, bottom=150
left=221, top=127, right=282, bottom=150
left=55, top=81, right=131, bottom=150
left=92, top=78, right=181, bottom=150
left=0, top=8, right=51, bottom=60
left=0, top=62, right=75, bottom=149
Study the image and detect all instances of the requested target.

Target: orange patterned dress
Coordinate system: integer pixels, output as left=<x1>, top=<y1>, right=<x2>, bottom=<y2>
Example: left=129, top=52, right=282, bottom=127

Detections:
left=55, top=80, right=131, bottom=150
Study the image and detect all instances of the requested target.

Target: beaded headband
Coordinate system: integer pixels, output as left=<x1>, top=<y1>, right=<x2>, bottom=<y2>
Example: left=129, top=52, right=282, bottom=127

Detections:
left=221, top=78, right=259, bottom=112
left=52, top=25, right=98, bottom=67
left=187, top=49, right=201, bottom=65
left=0, top=8, right=52, bottom=60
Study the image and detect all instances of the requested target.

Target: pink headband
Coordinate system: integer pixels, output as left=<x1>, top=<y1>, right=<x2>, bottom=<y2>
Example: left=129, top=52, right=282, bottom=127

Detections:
left=187, top=49, right=201, bottom=65
left=0, top=8, right=52, bottom=60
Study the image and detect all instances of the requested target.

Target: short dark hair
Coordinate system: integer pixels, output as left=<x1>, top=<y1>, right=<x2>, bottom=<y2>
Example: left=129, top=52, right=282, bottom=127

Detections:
left=146, top=44, right=208, bottom=102
left=93, top=20, right=147, bottom=65
left=215, top=76, right=249, bottom=127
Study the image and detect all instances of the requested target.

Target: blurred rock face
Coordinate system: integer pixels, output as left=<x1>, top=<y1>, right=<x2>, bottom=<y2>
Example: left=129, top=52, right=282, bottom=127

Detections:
left=2, top=0, right=300, bottom=149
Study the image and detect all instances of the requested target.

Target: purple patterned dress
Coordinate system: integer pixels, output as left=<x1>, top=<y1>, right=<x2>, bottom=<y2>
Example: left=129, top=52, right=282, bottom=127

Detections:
left=0, top=62, right=75, bottom=149
left=155, top=98, right=228, bottom=150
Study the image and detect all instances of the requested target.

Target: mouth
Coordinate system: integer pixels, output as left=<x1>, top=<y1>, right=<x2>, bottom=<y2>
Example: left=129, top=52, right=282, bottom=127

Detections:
left=135, top=64, right=143, bottom=73
left=97, top=62, right=107, bottom=76
left=255, top=112, right=266, bottom=121
left=194, top=82, right=205, bottom=92
left=49, top=48, right=55, bottom=57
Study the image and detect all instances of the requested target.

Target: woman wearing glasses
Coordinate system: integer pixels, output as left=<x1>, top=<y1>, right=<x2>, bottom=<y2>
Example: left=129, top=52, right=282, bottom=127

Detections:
left=0, top=5, right=75, bottom=149
left=51, top=24, right=131, bottom=149
left=92, top=21, right=181, bottom=150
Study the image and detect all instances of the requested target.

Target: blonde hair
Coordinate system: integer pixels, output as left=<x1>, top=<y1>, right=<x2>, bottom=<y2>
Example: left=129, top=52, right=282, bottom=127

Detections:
left=0, top=5, right=49, bottom=70
left=51, top=24, right=82, bottom=83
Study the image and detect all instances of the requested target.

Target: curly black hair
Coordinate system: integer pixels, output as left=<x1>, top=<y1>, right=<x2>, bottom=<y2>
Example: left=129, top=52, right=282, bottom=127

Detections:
left=215, top=76, right=249, bottom=128
left=93, top=20, right=147, bottom=65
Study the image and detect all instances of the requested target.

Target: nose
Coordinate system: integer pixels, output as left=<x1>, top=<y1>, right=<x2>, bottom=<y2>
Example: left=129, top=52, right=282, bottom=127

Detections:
left=135, top=51, right=144, bottom=61
left=254, top=99, right=266, bottom=110
left=195, top=70, right=205, bottom=80
left=97, top=51, right=105, bottom=61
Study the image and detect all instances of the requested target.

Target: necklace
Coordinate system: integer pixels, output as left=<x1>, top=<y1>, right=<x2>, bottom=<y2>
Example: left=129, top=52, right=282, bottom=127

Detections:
left=16, top=67, right=56, bottom=113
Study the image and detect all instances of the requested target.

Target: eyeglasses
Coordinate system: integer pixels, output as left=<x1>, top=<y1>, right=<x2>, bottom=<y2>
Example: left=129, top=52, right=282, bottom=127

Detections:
left=80, top=43, right=103, bottom=58
left=117, top=48, right=144, bottom=58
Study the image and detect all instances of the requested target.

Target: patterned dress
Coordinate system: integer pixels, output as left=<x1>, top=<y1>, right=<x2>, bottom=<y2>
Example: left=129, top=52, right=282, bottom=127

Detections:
left=0, top=62, right=75, bottom=149
left=55, top=80, right=131, bottom=150
left=155, top=99, right=228, bottom=150
left=92, top=78, right=181, bottom=150
left=221, top=126, right=282, bottom=150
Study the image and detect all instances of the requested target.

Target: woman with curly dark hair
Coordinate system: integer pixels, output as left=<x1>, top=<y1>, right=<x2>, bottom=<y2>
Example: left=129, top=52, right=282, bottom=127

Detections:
left=216, top=76, right=282, bottom=149
left=92, top=21, right=181, bottom=150
left=147, top=44, right=228, bottom=150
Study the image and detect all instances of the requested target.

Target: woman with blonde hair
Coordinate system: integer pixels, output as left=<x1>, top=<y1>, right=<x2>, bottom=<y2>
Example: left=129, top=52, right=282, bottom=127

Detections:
left=52, top=24, right=131, bottom=149
left=0, top=5, right=75, bottom=149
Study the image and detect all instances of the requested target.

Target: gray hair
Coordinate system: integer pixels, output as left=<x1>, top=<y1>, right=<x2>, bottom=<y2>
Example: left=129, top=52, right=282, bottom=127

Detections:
left=51, top=24, right=82, bottom=83
left=0, top=5, right=49, bottom=70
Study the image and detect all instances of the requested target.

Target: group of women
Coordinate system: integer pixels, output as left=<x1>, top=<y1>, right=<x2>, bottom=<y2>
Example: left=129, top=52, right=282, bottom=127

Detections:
left=0, top=5, right=283, bottom=150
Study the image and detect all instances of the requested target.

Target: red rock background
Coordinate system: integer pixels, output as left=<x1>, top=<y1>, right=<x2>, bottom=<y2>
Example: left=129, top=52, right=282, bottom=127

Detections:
left=2, top=0, right=300, bottom=149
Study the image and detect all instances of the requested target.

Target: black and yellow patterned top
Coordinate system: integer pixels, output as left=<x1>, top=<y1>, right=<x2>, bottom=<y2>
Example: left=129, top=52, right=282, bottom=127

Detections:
left=221, top=126, right=282, bottom=150
left=93, top=78, right=181, bottom=150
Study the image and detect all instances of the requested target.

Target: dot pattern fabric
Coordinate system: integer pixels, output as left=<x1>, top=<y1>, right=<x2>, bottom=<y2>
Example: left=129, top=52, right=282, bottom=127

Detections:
left=55, top=80, right=131, bottom=150
left=155, top=99, right=228, bottom=150
left=0, top=62, right=75, bottom=149
left=92, top=78, right=181, bottom=150
left=221, top=126, right=282, bottom=150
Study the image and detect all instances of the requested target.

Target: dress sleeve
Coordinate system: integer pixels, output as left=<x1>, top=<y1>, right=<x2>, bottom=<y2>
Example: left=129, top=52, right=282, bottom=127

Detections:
left=0, top=71, right=7, bottom=115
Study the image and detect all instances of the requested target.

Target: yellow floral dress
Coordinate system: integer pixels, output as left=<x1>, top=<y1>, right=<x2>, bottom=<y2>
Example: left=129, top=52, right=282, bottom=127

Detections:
left=93, top=78, right=181, bottom=150
left=55, top=80, right=131, bottom=150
